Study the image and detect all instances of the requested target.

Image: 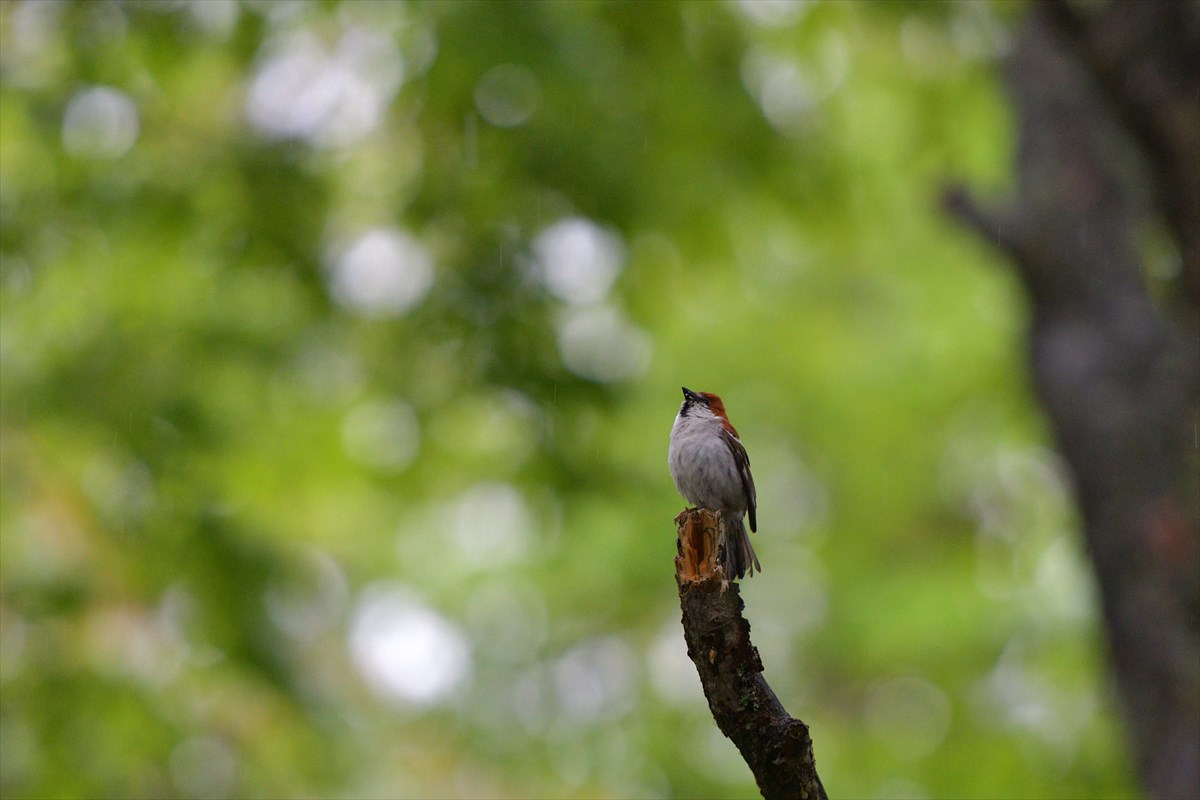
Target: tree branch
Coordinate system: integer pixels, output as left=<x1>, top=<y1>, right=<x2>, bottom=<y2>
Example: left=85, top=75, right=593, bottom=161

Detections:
left=674, top=509, right=827, bottom=800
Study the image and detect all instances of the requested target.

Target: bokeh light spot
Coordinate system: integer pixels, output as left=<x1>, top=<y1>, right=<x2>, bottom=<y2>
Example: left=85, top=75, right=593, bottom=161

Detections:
left=264, top=548, right=349, bottom=643
left=245, top=27, right=403, bottom=146
left=647, top=620, right=703, bottom=707
left=474, top=64, right=542, bottom=128
left=328, top=228, right=434, bottom=317
left=556, top=305, right=651, bottom=383
left=169, top=736, right=237, bottom=800
left=553, top=636, right=638, bottom=725
left=62, top=86, right=139, bottom=159
left=341, top=398, right=420, bottom=471
left=449, top=482, right=534, bottom=569
left=464, top=580, right=548, bottom=664
left=864, top=675, right=952, bottom=761
left=187, top=0, right=239, bottom=38
left=733, top=0, right=811, bottom=28
left=349, top=585, right=471, bottom=707
left=533, top=217, right=624, bottom=306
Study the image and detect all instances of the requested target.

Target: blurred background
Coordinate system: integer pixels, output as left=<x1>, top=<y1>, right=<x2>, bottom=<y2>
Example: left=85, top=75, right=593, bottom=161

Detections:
left=0, top=1, right=1145, bottom=798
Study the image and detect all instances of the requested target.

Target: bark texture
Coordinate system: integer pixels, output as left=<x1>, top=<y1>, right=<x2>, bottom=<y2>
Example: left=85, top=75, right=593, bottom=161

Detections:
left=945, top=3, right=1200, bottom=797
left=675, top=509, right=827, bottom=800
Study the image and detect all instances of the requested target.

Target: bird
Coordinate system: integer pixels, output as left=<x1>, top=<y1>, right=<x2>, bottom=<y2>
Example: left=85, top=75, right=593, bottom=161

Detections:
left=668, top=386, right=761, bottom=579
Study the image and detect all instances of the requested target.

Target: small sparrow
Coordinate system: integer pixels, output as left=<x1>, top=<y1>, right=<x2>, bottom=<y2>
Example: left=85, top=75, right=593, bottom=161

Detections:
left=668, top=387, right=761, bottom=579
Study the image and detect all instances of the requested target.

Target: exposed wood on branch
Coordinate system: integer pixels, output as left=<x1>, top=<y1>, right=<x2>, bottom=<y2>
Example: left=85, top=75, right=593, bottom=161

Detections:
left=674, top=509, right=827, bottom=800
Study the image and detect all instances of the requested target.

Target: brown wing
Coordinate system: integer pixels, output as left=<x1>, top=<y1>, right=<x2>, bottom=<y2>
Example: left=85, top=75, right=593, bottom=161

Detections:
left=720, top=426, right=757, bottom=532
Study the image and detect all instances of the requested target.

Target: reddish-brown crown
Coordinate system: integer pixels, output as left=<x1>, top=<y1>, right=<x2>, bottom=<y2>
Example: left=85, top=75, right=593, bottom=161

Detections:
left=699, top=392, right=739, bottom=436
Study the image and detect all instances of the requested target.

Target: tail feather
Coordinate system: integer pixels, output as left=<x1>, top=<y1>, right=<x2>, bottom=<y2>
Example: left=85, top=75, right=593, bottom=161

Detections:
left=720, top=512, right=761, bottom=579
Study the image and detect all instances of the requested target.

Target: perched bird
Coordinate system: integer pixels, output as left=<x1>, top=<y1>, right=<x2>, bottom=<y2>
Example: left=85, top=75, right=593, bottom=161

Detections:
left=668, top=387, right=761, bottom=579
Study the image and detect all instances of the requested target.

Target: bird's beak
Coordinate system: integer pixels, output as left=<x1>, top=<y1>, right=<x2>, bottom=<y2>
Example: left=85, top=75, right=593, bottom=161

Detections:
left=681, top=387, right=698, bottom=402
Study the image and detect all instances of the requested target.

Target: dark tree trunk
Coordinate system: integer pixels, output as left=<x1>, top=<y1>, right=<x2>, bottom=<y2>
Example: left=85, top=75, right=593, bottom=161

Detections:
left=945, top=3, right=1200, bottom=797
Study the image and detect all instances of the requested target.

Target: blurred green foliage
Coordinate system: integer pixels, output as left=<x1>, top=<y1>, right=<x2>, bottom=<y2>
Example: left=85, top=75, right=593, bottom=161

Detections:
left=0, top=1, right=1141, bottom=798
